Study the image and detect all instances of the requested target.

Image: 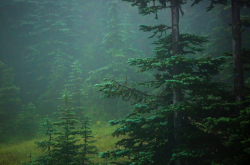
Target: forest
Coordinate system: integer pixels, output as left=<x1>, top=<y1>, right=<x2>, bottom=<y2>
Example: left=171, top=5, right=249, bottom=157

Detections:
left=0, top=0, right=250, bottom=165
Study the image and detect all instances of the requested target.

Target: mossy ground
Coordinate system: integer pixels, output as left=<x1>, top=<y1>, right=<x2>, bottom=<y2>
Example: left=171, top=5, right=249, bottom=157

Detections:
left=0, top=121, right=127, bottom=165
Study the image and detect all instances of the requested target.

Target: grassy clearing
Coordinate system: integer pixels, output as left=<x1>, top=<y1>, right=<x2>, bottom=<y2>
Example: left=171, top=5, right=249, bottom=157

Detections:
left=0, top=121, right=127, bottom=165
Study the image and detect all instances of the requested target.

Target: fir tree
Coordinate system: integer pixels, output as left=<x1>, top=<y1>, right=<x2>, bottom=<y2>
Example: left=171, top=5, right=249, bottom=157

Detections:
left=24, top=89, right=84, bottom=165
left=204, top=99, right=250, bottom=164
left=77, top=115, right=99, bottom=165
left=96, top=0, right=234, bottom=164
left=16, top=102, right=39, bottom=138
left=15, top=0, right=84, bottom=113
left=86, top=0, right=147, bottom=119
left=231, top=0, right=246, bottom=102
left=24, top=90, right=99, bottom=165
left=65, top=60, right=86, bottom=116
left=51, top=89, right=83, bottom=165
left=32, top=115, right=57, bottom=165
left=0, top=60, right=20, bottom=141
left=201, top=0, right=250, bottom=164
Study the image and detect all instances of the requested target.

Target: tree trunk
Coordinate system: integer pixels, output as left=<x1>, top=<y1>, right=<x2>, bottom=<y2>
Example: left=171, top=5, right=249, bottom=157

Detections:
left=171, top=0, right=181, bottom=165
left=232, top=0, right=244, bottom=103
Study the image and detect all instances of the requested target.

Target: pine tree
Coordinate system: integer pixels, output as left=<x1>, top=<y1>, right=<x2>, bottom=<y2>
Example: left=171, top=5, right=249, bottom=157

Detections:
left=16, top=102, right=39, bottom=138
left=65, top=60, right=86, bottom=116
left=85, top=0, right=147, bottom=120
left=201, top=0, right=250, bottom=164
left=24, top=89, right=84, bottom=165
left=231, top=0, right=245, bottom=102
left=77, top=115, right=99, bottom=165
left=15, top=0, right=84, bottom=113
left=96, top=0, right=234, bottom=164
left=51, top=89, right=83, bottom=165
left=0, top=60, right=20, bottom=141
left=24, top=89, right=99, bottom=165
left=32, top=115, right=57, bottom=165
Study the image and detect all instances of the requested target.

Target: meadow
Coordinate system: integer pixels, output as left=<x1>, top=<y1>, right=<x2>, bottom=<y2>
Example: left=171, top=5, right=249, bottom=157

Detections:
left=0, top=121, right=127, bottom=165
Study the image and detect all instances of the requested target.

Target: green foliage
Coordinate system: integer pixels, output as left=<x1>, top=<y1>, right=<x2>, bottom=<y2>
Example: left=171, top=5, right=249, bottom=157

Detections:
left=0, top=60, right=20, bottom=141
left=96, top=0, right=238, bottom=164
left=15, top=0, right=84, bottom=112
left=77, top=115, right=99, bottom=164
left=51, top=89, right=83, bottom=165
left=31, top=115, right=56, bottom=165
left=1, top=0, right=250, bottom=164
left=101, top=0, right=124, bottom=59
left=204, top=97, right=250, bottom=164
left=22, top=89, right=98, bottom=165
left=21, top=153, right=33, bottom=165
left=65, top=60, right=86, bottom=116
left=15, top=102, right=39, bottom=138
left=85, top=0, right=147, bottom=119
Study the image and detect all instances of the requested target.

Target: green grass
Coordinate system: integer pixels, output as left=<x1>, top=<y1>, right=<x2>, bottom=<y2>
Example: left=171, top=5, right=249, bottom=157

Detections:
left=0, top=121, right=127, bottom=165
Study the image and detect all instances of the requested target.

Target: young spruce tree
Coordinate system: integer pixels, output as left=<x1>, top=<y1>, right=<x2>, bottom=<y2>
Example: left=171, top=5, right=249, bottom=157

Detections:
left=23, top=90, right=99, bottom=165
left=32, top=115, right=56, bottom=165
left=51, top=89, right=83, bottom=165
left=77, top=115, right=99, bottom=165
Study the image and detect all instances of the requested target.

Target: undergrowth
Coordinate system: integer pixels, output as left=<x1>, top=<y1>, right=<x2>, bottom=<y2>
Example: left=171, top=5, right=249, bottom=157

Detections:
left=0, top=121, right=127, bottom=165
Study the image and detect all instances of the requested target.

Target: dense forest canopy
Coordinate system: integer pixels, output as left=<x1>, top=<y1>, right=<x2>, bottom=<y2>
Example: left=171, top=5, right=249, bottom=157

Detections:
left=0, top=0, right=250, bottom=165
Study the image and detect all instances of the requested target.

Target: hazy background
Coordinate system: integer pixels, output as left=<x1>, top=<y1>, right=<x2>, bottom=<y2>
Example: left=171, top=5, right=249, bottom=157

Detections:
left=0, top=0, right=249, bottom=142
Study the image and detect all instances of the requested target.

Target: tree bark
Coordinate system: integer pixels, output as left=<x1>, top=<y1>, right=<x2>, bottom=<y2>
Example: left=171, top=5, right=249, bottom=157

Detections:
left=232, top=0, right=244, bottom=103
left=171, top=0, right=181, bottom=165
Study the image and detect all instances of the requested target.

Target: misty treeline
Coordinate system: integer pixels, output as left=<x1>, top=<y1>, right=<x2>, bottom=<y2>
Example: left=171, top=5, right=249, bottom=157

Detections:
left=0, top=0, right=250, bottom=164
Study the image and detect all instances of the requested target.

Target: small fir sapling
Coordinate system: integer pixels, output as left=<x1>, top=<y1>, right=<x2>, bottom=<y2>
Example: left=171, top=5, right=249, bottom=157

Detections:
left=77, top=115, right=99, bottom=165
left=22, top=89, right=100, bottom=165
left=32, top=115, right=57, bottom=165
left=51, top=88, right=83, bottom=165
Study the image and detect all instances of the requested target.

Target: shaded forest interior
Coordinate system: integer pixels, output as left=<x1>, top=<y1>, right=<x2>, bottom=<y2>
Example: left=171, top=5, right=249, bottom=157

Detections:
left=0, top=0, right=250, bottom=165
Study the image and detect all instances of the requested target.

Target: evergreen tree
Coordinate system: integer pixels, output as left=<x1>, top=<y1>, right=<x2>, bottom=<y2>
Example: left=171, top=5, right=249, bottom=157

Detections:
left=32, top=115, right=57, bottom=165
left=0, top=60, right=20, bottom=141
left=77, top=115, right=99, bottom=165
left=202, top=4, right=234, bottom=85
left=16, top=102, right=39, bottom=138
left=23, top=89, right=83, bottom=165
left=51, top=89, right=83, bottom=165
left=231, top=0, right=248, bottom=102
left=65, top=60, right=86, bottom=116
left=23, top=90, right=99, bottom=165
left=86, top=0, right=147, bottom=119
left=96, top=0, right=234, bottom=164
left=201, top=0, right=250, bottom=164
left=14, top=0, right=84, bottom=113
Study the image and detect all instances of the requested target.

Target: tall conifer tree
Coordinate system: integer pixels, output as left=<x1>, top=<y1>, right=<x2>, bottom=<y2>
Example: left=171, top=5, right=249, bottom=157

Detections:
left=202, top=0, right=250, bottom=164
left=96, top=0, right=232, bottom=164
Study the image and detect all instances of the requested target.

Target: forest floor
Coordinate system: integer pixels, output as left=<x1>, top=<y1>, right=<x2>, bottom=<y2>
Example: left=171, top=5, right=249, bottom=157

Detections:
left=0, top=121, right=128, bottom=165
